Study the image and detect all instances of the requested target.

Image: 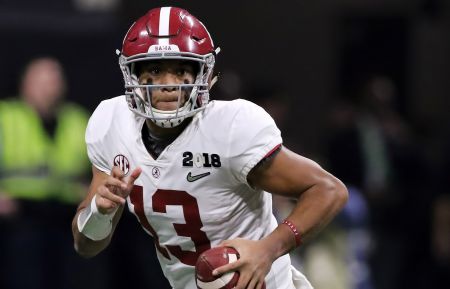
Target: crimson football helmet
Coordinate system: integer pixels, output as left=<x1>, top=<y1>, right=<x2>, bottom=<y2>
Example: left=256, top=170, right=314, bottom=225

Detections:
left=118, top=7, right=220, bottom=127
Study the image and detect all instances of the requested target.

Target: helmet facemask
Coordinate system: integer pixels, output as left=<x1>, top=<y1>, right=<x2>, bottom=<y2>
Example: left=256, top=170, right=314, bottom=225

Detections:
left=119, top=51, right=216, bottom=128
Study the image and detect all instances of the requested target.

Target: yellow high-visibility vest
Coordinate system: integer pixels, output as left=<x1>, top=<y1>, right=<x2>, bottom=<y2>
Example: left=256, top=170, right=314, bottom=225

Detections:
left=0, top=100, right=90, bottom=204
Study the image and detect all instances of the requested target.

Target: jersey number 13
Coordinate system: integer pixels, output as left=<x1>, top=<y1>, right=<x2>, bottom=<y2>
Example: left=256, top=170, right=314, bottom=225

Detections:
left=129, top=185, right=211, bottom=266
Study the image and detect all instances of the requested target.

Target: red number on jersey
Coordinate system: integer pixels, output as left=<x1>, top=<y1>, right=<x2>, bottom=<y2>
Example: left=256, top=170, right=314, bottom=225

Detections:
left=130, top=186, right=211, bottom=266
left=129, top=185, right=170, bottom=259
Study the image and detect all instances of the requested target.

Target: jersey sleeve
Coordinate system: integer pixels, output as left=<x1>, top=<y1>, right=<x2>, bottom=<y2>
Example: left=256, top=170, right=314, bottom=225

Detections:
left=85, top=99, right=116, bottom=174
left=227, top=100, right=282, bottom=184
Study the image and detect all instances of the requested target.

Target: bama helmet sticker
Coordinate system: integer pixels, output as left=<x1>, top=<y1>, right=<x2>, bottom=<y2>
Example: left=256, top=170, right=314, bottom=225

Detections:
left=113, top=154, right=130, bottom=175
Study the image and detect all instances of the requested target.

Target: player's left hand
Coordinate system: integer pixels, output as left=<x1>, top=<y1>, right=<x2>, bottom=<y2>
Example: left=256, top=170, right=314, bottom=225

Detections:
left=213, top=238, right=274, bottom=289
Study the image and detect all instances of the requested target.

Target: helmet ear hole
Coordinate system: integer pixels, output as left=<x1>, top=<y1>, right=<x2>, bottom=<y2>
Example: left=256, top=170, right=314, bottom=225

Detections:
left=191, top=35, right=205, bottom=44
left=133, top=62, right=143, bottom=77
left=192, top=61, right=201, bottom=77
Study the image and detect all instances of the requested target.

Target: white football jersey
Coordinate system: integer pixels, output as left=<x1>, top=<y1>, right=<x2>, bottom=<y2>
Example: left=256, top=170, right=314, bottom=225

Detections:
left=86, top=96, right=307, bottom=289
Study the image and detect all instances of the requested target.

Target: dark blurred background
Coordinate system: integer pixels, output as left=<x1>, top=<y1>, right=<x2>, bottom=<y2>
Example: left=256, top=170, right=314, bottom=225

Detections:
left=0, top=0, right=449, bottom=289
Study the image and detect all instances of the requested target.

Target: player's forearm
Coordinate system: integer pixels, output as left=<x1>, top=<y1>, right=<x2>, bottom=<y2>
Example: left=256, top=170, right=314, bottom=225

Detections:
left=72, top=205, right=124, bottom=258
left=264, top=176, right=348, bottom=259
left=73, top=228, right=112, bottom=258
left=72, top=211, right=112, bottom=258
left=291, top=176, right=348, bottom=241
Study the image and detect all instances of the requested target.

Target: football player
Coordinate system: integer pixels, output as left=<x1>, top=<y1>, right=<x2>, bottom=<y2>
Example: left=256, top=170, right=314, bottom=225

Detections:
left=72, top=6, right=348, bottom=289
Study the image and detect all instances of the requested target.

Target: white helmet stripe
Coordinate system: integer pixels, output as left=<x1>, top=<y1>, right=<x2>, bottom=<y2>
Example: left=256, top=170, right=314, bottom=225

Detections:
left=158, top=7, right=171, bottom=45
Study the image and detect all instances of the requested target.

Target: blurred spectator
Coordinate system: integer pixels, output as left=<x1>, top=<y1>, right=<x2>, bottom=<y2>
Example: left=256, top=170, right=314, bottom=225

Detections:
left=424, top=195, right=450, bottom=287
left=419, top=133, right=450, bottom=287
left=0, top=57, right=107, bottom=289
left=326, top=74, right=430, bottom=289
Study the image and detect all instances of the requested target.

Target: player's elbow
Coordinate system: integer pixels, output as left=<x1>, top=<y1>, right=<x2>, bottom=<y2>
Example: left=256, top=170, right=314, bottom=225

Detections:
left=74, top=242, right=97, bottom=259
left=73, top=234, right=106, bottom=259
left=73, top=238, right=98, bottom=258
left=324, top=175, right=349, bottom=211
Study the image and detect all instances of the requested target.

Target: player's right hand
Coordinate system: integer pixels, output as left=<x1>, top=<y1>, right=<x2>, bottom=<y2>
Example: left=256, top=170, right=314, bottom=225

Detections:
left=95, top=166, right=142, bottom=215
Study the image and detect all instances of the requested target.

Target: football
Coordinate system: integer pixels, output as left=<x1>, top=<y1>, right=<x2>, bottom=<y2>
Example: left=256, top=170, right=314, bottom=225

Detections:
left=195, top=247, right=240, bottom=289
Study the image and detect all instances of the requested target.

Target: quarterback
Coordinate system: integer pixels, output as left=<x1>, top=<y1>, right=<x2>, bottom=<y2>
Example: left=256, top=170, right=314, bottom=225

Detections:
left=72, top=6, right=348, bottom=289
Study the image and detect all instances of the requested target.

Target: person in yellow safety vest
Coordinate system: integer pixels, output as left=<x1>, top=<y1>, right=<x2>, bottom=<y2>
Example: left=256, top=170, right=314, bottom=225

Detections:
left=0, top=57, right=98, bottom=289
left=0, top=57, right=90, bottom=209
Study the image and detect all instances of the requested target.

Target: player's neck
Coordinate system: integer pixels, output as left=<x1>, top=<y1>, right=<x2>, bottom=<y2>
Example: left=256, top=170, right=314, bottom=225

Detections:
left=145, top=118, right=192, bottom=140
left=142, top=119, right=192, bottom=159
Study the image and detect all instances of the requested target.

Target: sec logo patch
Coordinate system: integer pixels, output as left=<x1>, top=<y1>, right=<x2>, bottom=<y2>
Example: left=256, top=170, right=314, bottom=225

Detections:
left=113, top=154, right=130, bottom=175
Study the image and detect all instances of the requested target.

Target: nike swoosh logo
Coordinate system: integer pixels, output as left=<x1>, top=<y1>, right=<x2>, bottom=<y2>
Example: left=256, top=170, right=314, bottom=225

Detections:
left=187, top=172, right=211, bottom=182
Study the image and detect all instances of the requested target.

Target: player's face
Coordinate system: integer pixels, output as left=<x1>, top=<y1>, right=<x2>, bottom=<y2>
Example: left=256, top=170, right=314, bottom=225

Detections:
left=137, top=60, right=197, bottom=111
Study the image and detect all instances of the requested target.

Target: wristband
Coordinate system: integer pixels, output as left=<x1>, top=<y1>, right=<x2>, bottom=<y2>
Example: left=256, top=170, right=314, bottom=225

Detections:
left=282, top=219, right=302, bottom=247
left=77, top=195, right=118, bottom=241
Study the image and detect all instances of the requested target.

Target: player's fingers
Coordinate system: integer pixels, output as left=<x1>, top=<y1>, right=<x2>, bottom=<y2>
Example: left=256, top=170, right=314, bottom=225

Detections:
left=212, top=259, right=241, bottom=276
left=97, top=186, right=126, bottom=205
left=218, top=241, right=238, bottom=253
left=245, top=276, right=258, bottom=289
left=96, top=196, right=119, bottom=212
left=218, top=241, right=243, bottom=259
left=126, top=167, right=142, bottom=186
left=256, top=279, right=265, bottom=289
left=111, top=166, right=125, bottom=179
left=104, top=177, right=127, bottom=191
left=234, top=272, right=251, bottom=289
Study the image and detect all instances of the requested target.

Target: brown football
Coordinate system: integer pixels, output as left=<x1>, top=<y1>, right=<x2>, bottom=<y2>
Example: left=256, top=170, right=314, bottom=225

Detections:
left=195, top=247, right=240, bottom=289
